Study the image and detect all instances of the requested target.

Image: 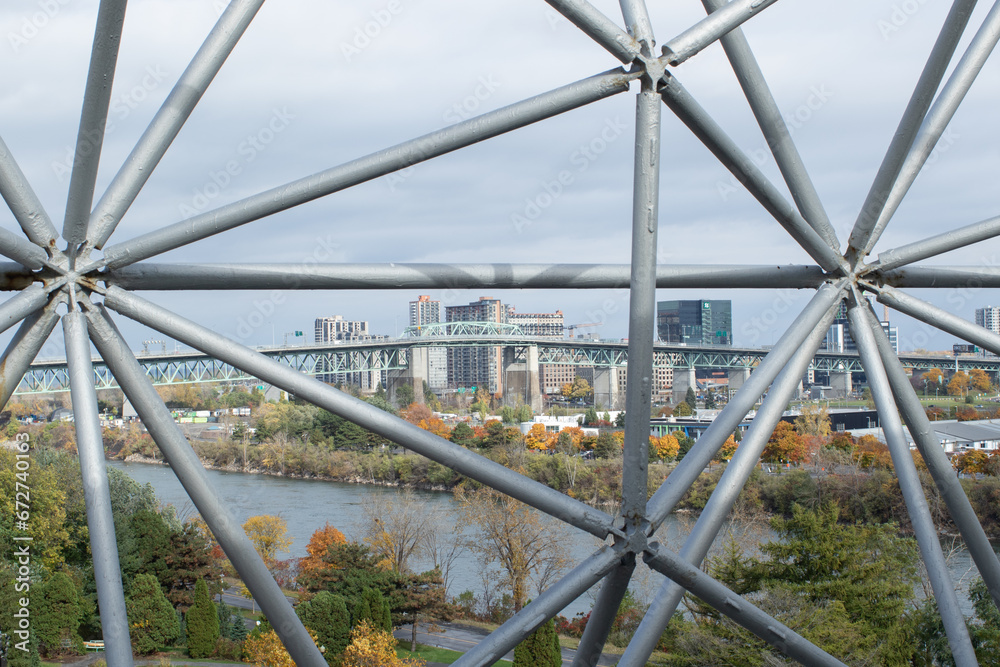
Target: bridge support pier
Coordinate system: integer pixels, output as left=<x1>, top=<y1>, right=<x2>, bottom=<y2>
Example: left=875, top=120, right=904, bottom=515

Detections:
left=672, top=368, right=696, bottom=405
left=502, top=346, right=542, bottom=413
left=727, top=368, right=750, bottom=399
left=388, top=347, right=430, bottom=405
left=831, top=371, right=852, bottom=399
left=593, top=367, right=622, bottom=410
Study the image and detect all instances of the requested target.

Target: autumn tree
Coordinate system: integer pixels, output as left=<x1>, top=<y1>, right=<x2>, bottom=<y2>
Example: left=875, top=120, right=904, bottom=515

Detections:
left=401, top=402, right=433, bottom=424
left=560, top=376, right=593, bottom=400
left=674, top=402, right=694, bottom=417
left=953, top=449, right=990, bottom=479
left=649, top=434, right=680, bottom=461
left=948, top=370, right=970, bottom=396
left=244, top=627, right=319, bottom=667
left=922, top=367, right=944, bottom=387
left=525, top=423, right=553, bottom=451
left=714, top=434, right=739, bottom=464
left=794, top=404, right=831, bottom=437
left=300, top=523, right=348, bottom=582
left=856, top=434, right=893, bottom=469
left=457, top=486, right=569, bottom=612
left=969, top=368, right=992, bottom=392
left=418, top=417, right=452, bottom=439
left=243, top=514, right=293, bottom=567
left=360, top=491, right=433, bottom=573
left=761, top=421, right=806, bottom=465
left=340, top=620, right=425, bottom=667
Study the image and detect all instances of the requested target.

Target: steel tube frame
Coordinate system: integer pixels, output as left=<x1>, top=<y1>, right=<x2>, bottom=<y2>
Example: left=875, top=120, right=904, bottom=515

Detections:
left=642, top=544, right=849, bottom=667
left=452, top=547, right=622, bottom=667
left=866, top=303, right=1000, bottom=612
left=847, top=0, right=978, bottom=262
left=100, top=286, right=616, bottom=538
left=84, top=304, right=327, bottom=667
left=104, top=262, right=828, bottom=290
left=659, top=75, right=847, bottom=274
left=619, top=0, right=654, bottom=46
left=0, top=303, right=61, bottom=412
left=543, top=0, right=641, bottom=63
left=661, top=0, right=782, bottom=65
left=874, top=213, right=1000, bottom=272
left=101, top=68, right=637, bottom=270
left=870, top=282, right=1000, bottom=355
left=0, top=227, right=47, bottom=270
left=617, top=298, right=839, bottom=667
left=864, top=0, right=1000, bottom=255
left=0, top=284, right=50, bottom=335
left=0, top=134, right=59, bottom=247
left=62, top=0, right=128, bottom=251
left=646, top=280, right=845, bottom=528
left=571, top=556, right=636, bottom=667
left=63, top=310, right=133, bottom=667
left=88, top=0, right=267, bottom=250
left=846, top=294, right=977, bottom=664
left=0, top=263, right=34, bottom=291
left=879, top=265, right=1000, bottom=288
left=702, top=0, right=838, bottom=250
left=621, top=85, right=660, bottom=519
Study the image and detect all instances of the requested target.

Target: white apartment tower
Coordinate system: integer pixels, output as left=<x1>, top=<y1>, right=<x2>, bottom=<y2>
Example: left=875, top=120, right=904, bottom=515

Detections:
left=976, top=306, right=1000, bottom=335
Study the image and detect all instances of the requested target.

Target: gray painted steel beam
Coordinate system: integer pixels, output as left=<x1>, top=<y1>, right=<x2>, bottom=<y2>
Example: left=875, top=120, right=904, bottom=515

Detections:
left=571, top=557, right=636, bottom=667
left=64, top=311, right=133, bottom=667
left=104, top=262, right=828, bottom=291
left=0, top=263, right=35, bottom=291
left=544, top=0, right=642, bottom=63
left=874, top=213, right=1000, bottom=272
left=846, top=0, right=978, bottom=263
left=101, top=68, right=637, bottom=270
left=702, top=0, right=838, bottom=251
left=618, top=294, right=838, bottom=667
left=0, top=302, right=60, bottom=412
left=0, top=134, right=59, bottom=248
left=62, top=0, right=128, bottom=251
left=621, top=86, right=660, bottom=520
left=879, top=265, right=1000, bottom=288
left=619, top=0, right=654, bottom=46
left=659, top=75, right=847, bottom=274
left=646, top=280, right=845, bottom=529
left=84, top=305, right=327, bottom=667
left=452, top=547, right=621, bottom=667
left=100, top=286, right=616, bottom=539
left=662, top=0, right=782, bottom=65
left=643, top=544, right=849, bottom=667
left=866, top=303, right=1000, bottom=612
left=0, top=227, right=46, bottom=270
left=88, top=0, right=267, bottom=249
left=862, top=0, right=1000, bottom=259
left=870, top=282, right=1000, bottom=355
left=847, top=294, right=977, bottom=664
left=0, top=284, right=49, bottom=335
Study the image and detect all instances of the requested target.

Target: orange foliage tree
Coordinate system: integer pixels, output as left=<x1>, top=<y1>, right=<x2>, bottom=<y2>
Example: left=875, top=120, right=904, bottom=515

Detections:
left=953, top=449, right=990, bottom=479
left=856, top=434, right=893, bottom=469
left=715, top=434, right=738, bottom=463
left=761, top=421, right=806, bottom=465
left=649, top=434, right=679, bottom=461
left=418, top=418, right=452, bottom=439
left=340, top=620, right=425, bottom=667
left=299, top=523, right=348, bottom=582
left=524, top=423, right=553, bottom=451
left=401, top=402, right=433, bottom=424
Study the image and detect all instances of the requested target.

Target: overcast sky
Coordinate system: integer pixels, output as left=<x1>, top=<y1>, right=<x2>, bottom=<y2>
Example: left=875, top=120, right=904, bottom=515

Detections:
left=1, top=0, right=998, bottom=361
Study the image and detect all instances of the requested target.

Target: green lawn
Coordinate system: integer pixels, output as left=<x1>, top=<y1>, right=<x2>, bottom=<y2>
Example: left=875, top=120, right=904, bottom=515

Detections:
left=396, top=641, right=512, bottom=666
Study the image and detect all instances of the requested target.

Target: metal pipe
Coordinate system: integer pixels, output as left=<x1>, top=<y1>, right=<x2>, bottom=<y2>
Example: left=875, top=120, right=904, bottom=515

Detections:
left=646, top=280, right=845, bottom=528
left=543, top=0, right=642, bottom=63
left=571, top=557, right=635, bottom=667
left=452, top=547, right=621, bottom=667
left=63, top=311, right=133, bottom=667
left=662, top=0, right=782, bottom=65
left=862, top=0, right=1000, bottom=258
left=643, top=545, right=849, bottom=667
left=621, top=86, right=660, bottom=519
left=104, top=262, right=828, bottom=291
left=870, top=282, right=1000, bottom=356
left=0, top=302, right=60, bottom=412
left=84, top=305, right=327, bottom=666
left=846, top=0, right=978, bottom=263
left=62, top=0, right=128, bottom=251
left=100, top=286, right=616, bottom=538
left=0, top=284, right=48, bottom=335
left=88, top=0, right=268, bottom=249
left=874, top=214, right=1000, bottom=273
left=659, top=75, right=847, bottom=275
left=619, top=0, right=654, bottom=47
left=0, top=227, right=47, bottom=270
left=617, top=296, right=838, bottom=667
left=846, top=294, right=978, bottom=664
left=101, top=67, right=636, bottom=270
left=867, top=303, right=1000, bottom=612
left=0, top=263, right=35, bottom=291
left=879, top=265, right=1000, bottom=288
left=701, top=0, right=838, bottom=251
left=0, top=134, right=59, bottom=247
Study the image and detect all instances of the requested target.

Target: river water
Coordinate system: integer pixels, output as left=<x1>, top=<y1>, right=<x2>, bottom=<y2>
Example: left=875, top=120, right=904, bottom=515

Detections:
left=108, top=461, right=991, bottom=618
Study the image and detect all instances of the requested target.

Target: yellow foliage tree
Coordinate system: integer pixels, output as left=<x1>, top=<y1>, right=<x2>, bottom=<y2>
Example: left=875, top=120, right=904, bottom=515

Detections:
left=524, top=423, right=553, bottom=451
left=969, top=368, right=992, bottom=392
left=299, top=523, right=348, bottom=580
left=794, top=404, right=831, bottom=437
left=341, top=620, right=425, bottom=667
left=649, top=434, right=679, bottom=460
left=947, top=371, right=970, bottom=396
left=715, top=434, right=739, bottom=463
left=418, top=417, right=452, bottom=439
left=243, top=515, right=293, bottom=566
left=244, top=628, right=320, bottom=667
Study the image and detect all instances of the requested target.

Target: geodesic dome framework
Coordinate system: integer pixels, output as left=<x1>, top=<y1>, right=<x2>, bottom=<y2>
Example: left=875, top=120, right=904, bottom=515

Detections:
left=2, top=0, right=1000, bottom=665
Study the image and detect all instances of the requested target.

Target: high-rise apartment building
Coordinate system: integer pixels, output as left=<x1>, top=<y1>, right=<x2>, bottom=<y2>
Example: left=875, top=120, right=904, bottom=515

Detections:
left=657, top=300, right=732, bottom=346
left=976, top=306, right=1000, bottom=334
left=445, top=297, right=505, bottom=394
left=507, top=307, right=564, bottom=337
left=824, top=296, right=898, bottom=354
left=409, top=296, right=447, bottom=389
left=315, top=315, right=370, bottom=343
left=314, top=316, right=385, bottom=391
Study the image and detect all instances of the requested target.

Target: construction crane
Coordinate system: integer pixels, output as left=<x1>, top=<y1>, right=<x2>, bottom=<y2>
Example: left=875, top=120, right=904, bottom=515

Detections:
left=564, top=323, right=602, bottom=338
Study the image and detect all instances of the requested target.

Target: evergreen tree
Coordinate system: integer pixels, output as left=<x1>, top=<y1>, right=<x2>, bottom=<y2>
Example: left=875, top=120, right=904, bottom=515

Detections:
left=684, top=386, right=697, bottom=409
left=126, top=573, right=180, bottom=654
left=353, top=588, right=391, bottom=631
left=513, top=618, right=560, bottom=667
left=217, top=600, right=248, bottom=642
left=185, top=579, right=220, bottom=658
left=296, top=591, right=350, bottom=665
left=34, top=572, right=83, bottom=656
left=593, top=432, right=618, bottom=459
left=449, top=422, right=476, bottom=448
